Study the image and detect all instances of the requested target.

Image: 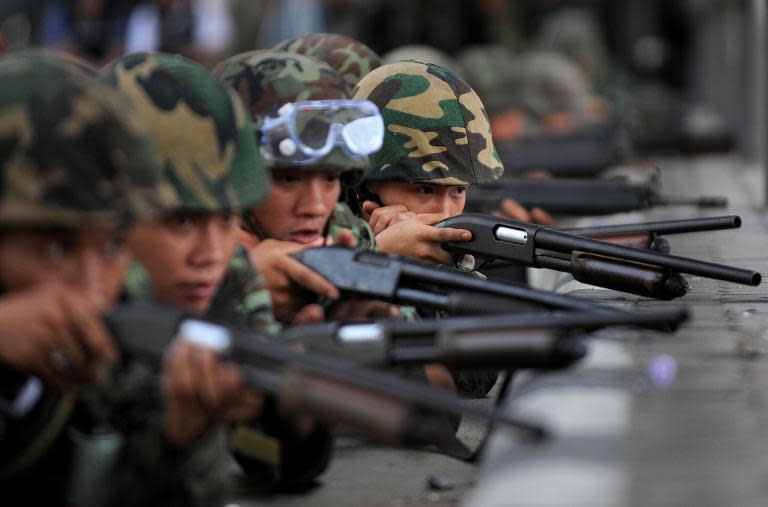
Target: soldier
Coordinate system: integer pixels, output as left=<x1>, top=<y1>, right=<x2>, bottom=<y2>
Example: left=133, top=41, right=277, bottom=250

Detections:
left=273, top=32, right=382, bottom=88
left=101, top=51, right=277, bottom=334
left=101, top=51, right=335, bottom=492
left=350, top=60, right=502, bottom=265
left=350, top=60, right=504, bottom=397
left=214, top=50, right=394, bottom=324
left=0, top=50, right=255, bottom=506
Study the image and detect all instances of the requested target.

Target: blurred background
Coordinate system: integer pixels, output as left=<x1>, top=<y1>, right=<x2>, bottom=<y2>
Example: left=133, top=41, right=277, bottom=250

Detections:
left=0, top=0, right=762, bottom=177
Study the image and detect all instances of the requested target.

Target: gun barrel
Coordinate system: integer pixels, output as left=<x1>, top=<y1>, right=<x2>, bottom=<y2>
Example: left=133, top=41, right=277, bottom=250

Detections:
left=468, top=179, right=647, bottom=215
left=389, top=331, right=587, bottom=370
left=536, top=228, right=761, bottom=286
left=399, top=262, right=620, bottom=314
left=561, top=215, right=741, bottom=238
left=356, top=306, right=690, bottom=337
left=652, top=195, right=729, bottom=208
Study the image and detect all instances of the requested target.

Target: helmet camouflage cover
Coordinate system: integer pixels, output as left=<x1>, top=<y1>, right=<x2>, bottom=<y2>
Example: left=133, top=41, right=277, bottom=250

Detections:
left=274, top=32, right=382, bottom=88
left=213, top=50, right=368, bottom=182
left=101, top=52, right=269, bottom=212
left=0, top=49, right=168, bottom=227
left=353, top=61, right=503, bottom=186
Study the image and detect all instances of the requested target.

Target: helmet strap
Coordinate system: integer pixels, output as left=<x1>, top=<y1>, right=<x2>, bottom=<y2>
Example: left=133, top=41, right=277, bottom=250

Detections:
left=240, top=211, right=269, bottom=241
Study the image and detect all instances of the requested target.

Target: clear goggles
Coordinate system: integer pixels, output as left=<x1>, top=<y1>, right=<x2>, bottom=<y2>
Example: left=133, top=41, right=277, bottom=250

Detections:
left=259, top=99, right=384, bottom=165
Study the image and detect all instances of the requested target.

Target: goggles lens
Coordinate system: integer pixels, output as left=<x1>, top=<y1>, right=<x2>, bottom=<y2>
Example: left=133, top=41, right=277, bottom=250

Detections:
left=260, top=99, right=384, bottom=164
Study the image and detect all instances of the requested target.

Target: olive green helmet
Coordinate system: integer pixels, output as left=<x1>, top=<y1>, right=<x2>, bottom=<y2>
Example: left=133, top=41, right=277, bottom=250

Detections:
left=213, top=50, right=369, bottom=185
left=353, top=60, right=504, bottom=186
left=101, top=52, right=270, bottom=213
left=274, top=32, right=382, bottom=88
left=0, top=49, right=168, bottom=227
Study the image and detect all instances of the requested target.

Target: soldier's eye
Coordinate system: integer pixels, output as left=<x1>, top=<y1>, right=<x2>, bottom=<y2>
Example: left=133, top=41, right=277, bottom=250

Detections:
left=418, top=186, right=435, bottom=195
left=452, top=186, right=467, bottom=195
left=276, top=173, right=300, bottom=184
left=103, top=235, right=126, bottom=257
left=219, top=212, right=238, bottom=227
left=324, top=173, right=340, bottom=183
left=44, top=238, right=73, bottom=261
left=165, top=215, right=196, bottom=232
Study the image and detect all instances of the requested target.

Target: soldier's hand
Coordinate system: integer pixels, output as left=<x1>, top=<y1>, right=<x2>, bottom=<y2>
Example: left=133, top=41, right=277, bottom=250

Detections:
left=162, top=340, right=264, bottom=448
left=0, top=284, right=119, bottom=391
left=247, top=239, right=340, bottom=323
left=329, top=300, right=400, bottom=320
left=362, top=201, right=417, bottom=235
left=375, top=214, right=472, bottom=265
left=496, top=199, right=553, bottom=226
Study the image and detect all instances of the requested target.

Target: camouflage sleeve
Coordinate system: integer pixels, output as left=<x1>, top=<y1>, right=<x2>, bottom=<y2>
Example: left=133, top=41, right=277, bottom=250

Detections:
left=207, top=247, right=282, bottom=336
left=327, top=202, right=376, bottom=250
left=65, top=363, right=235, bottom=507
left=108, top=421, right=233, bottom=507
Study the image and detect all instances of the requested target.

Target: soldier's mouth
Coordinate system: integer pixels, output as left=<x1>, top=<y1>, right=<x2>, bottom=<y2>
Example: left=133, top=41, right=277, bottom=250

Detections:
left=178, top=282, right=216, bottom=305
left=288, top=228, right=322, bottom=244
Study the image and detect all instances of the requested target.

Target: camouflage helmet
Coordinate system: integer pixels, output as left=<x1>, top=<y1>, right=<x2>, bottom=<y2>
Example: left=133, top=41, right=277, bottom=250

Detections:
left=274, top=32, right=382, bottom=88
left=213, top=50, right=368, bottom=183
left=508, top=51, right=593, bottom=125
left=353, top=61, right=503, bottom=186
left=458, top=45, right=520, bottom=116
left=0, top=49, right=168, bottom=228
left=101, top=52, right=269, bottom=213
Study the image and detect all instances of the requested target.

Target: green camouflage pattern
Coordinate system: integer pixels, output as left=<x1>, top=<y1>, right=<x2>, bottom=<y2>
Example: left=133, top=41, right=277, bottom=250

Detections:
left=537, top=7, right=609, bottom=87
left=459, top=46, right=593, bottom=126
left=0, top=49, right=168, bottom=227
left=274, top=33, right=382, bottom=88
left=458, top=45, right=521, bottom=116
left=214, top=50, right=368, bottom=181
left=102, top=52, right=269, bottom=212
left=353, top=61, right=503, bottom=186
left=327, top=202, right=376, bottom=249
left=510, top=50, right=594, bottom=124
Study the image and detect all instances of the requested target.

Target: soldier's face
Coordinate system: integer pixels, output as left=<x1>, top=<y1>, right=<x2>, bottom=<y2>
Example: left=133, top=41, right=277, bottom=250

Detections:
left=370, top=182, right=468, bottom=217
left=127, top=212, right=239, bottom=314
left=246, top=168, right=341, bottom=245
left=0, top=226, right=129, bottom=306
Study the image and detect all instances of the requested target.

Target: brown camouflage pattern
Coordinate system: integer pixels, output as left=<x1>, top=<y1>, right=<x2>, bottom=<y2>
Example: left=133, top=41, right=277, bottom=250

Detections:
left=214, top=50, right=368, bottom=179
left=353, top=61, right=503, bottom=186
left=0, top=49, right=168, bottom=227
left=102, top=52, right=270, bottom=212
left=274, top=33, right=382, bottom=88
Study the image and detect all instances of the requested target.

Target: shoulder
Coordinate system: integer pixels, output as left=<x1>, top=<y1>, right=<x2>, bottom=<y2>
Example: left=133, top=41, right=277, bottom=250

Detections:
left=207, top=247, right=281, bottom=335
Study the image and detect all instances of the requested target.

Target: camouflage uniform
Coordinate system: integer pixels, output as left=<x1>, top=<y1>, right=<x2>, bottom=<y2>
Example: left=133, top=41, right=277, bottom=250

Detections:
left=273, top=32, right=382, bottom=88
left=353, top=61, right=502, bottom=397
left=214, top=50, right=374, bottom=247
left=0, top=50, right=189, bottom=506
